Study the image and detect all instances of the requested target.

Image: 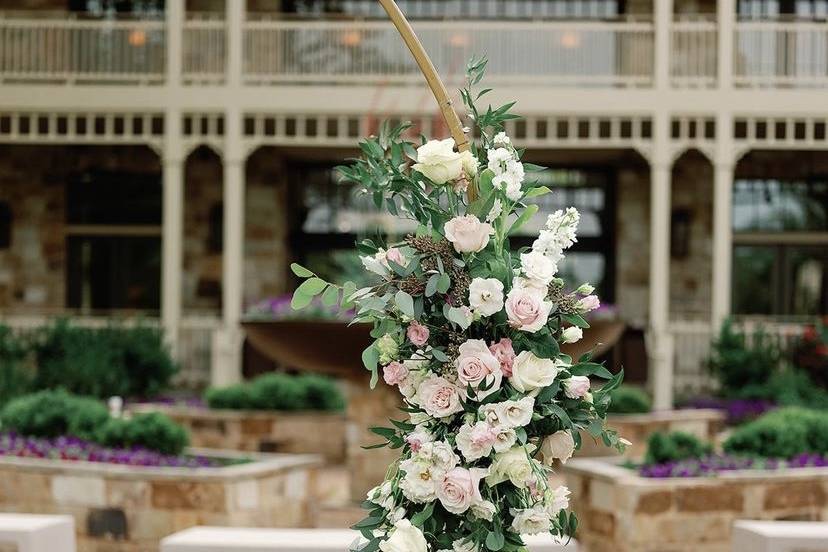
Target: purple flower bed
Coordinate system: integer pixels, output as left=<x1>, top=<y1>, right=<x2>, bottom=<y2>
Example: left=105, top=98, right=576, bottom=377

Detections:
left=683, top=396, right=776, bottom=425
left=0, top=433, right=240, bottom=468
left=638, top=453, right=828, bottom=478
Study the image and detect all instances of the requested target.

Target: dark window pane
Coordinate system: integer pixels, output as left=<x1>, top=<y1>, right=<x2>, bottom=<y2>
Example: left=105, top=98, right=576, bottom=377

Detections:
left=733, top=179, right=828, bottom=232
left=66, top=171, right=161, bottom=225
left=733, top=245, right=777, bottom=315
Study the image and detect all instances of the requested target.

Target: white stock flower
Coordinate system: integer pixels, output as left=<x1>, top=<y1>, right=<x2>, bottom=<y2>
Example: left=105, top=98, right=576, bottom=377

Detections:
left=540, top=430, right=576, bottom=465
left=379, top=519, right=428, bottom=552
left=486, top=445, right=536, bottom=488
left=468, top=278, right=504, bottom=317
left=493, top=132, right=511, bottom=147
left=486, top=199, right=503, bottom=223
left=512, top=276, right=549, bottom=293
left=412, top=138, right=463, bottom=185
left=545, top=485, right=571, bottom=516
left=492, top=172, right=522, bottom=201
left=510, top=505, right=551, bottom=535
left=520, top=251, right=558, bottom=286
left=487, top=147, right=513, bottom=174
left=560, top=326, right=583, bottom=344
left=509, top=351, right=562, bottom=395
left=505, top=159, right=525, bottom=183
left=459, top=150, right=479, bottom=177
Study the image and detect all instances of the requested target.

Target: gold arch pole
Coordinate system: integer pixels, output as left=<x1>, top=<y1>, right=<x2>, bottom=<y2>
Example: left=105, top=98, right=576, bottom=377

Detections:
left=377, top=0, right=479, bottom=201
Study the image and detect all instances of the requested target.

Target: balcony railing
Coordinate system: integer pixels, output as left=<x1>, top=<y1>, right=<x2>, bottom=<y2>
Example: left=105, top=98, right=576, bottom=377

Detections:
left=243, top=19, right=654, bottom=87
left=3, top=12, right=828, bottom=89
left=735, top=21, right=828, bottom=87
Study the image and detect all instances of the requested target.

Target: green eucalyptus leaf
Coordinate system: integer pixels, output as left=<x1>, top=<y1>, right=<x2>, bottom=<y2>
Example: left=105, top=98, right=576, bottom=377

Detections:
left=290, top=263, right=314, bottom=278
left=321, top=285, right=340, bottom=307
left=394, top=290, right=415, bottom=318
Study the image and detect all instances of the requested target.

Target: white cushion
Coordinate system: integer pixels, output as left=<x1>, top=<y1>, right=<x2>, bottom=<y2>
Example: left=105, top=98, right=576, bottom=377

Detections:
left=732, top=520, right=828, bottom=552
left=0, top=514, right=76, bottom=552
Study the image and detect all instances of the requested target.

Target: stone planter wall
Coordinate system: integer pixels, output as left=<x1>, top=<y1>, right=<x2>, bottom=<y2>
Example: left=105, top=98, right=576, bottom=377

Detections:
left=130, top=405, right=346, bottom=464
left=563, top=458, right=828, bottom=552
left=577, top=409, right=726, bottom=460
left=0, top=449, right=322, bottom=552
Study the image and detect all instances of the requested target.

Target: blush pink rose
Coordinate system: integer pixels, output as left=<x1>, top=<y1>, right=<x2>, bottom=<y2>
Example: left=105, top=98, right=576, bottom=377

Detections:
left=562, top=375, right=591, bottom=399
left=406, top=321, right=430, bottom=347
left=382, top=361, right=409, bottom=386
left=505, top=287, right=552, bottom=333
left=385, top=247, right=406, bottom=267
left=444, top=215, right=493, bottom=253
left=436, top=467, right=486, bottom=514
left=489, top=338, right=516, bottom=377
left=455, top=339, right=502, bottom=399
left=415, top=375, right=463, bottom=418
left=576, top=294, right=600, bottom=313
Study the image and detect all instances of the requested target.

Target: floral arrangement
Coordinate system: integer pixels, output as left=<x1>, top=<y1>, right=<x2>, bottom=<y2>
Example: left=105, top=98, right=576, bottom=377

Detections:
left=291, top=59, right=624, bottom=552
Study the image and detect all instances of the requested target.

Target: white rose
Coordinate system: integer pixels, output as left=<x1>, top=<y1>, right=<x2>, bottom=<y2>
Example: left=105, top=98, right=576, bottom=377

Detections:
left=380, top=519, right=428, bottom=552
left=455, top=339, right=503, bottom=400
left=562, top=375, right=591, bottom=399
left=492, top=426, right=517, bottom=453
left=468, top=278, right=504, bottom=317
left=456, top=421, right=496, bottom=461
left=496, top=396, right=535, bottom=428
left=459, top=150, right=479, bottom=177
left=444, top=215, right=493, bottom=254
left=545, top=485, right=571, bottom=516
left=412, top=138, right=463, bottom=185
left=510, top=506, right=551, bottom=535
left=399, top=457, right=438, bottom=503
left=520, top=251, right=557, bottom=286
left=540, top=430, right=576, bottom=465
left=470, top=499, right=496, bottom=521
left=509, top=352, right=562, bottom=395
left=560, top=326, right=583, bottom=344
left=505, top=287, right=553, bottom=333
left=414, top=375, right=464, bottom=418
left=418, top=441, right=458, bottom=473
left=486, top=445, right=536, bottom=488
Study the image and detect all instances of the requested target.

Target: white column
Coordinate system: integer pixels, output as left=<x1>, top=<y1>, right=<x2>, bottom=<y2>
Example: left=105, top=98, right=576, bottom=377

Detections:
left=653, top=0, right=673, bottom=90
left=165, top=0, right=184, bottom=85
left=211, top=107, right=245, bottom=387
left=161, top=111, right=184, bottom=355
left=226, top=0, right=244, bottom=89
left=718, top=0, right=735, bottom=90
left=649, top=115, right=674, bottom=410
left=712, top=113, right=735, bottom=328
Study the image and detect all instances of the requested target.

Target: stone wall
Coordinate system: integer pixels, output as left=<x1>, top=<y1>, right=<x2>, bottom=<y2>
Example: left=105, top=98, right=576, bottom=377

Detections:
left=0, top=450, right=321, bottom=552
left=564, top=458, right=828, bottom=552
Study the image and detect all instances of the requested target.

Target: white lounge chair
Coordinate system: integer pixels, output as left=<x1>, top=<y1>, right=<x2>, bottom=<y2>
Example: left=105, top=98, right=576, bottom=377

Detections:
left=161, top=527, right=577, bottom=552
left=0, top=514, right=75, bottom=552
left=732, top=520, right=828, bottom=552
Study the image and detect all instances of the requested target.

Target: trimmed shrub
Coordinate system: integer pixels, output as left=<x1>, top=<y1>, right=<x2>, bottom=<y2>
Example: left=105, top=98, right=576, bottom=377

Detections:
left=723, top=407, right=828, bottom=459
left=607, top=385, right=651, bottom=414
left=644, top=431, right=712, bottom=465
left=205, top=373, right=346, bottom=412
left=31, top=319, right=177, bottom=399
left=0, top=324, right=32, bottom=406
left=708, top=319, right=781, bottom=395
left=738, top=369, right=828, bottom=410
left=0, top=389, right=109, bottom=441
left=97, top=412, right=188, bottom=456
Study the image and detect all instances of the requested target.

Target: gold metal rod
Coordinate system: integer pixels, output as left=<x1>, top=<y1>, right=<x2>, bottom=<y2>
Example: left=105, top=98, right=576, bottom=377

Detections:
left=377, top=0, right=479, bottom=201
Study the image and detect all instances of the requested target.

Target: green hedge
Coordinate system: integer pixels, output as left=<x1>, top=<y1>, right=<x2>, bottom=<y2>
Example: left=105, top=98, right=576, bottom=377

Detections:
left=607, top=386, right=651, bottom=414
left=708, top=319, right=781, bottom=395
left=645, top=431, right=712, bottom=465
left=24, top=319, right=177, bottom=399
left=0, top=390, right=188, bottom=455
left=723, top=407, right=828, bottom=459
left=0, top=325, right=31, bottom=407
left=205, top=373, right=345, bottom=412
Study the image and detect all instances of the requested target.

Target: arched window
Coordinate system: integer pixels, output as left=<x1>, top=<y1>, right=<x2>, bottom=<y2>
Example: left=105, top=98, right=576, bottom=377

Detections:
left=208, top=202, right=223, bottom=253
left=0, top=202, right=11, bottom=249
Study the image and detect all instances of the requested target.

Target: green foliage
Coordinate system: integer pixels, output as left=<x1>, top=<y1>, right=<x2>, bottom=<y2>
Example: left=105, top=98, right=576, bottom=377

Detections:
left=0, top=389, right=109, bottom=440
left=0, top=324, right=32, bottom=406
left=31, top=319, right=177, bottom=399
left=738, top=368, right=828, bottom=409
left=644, top=432, right=712, bottom=465
left=708, top=319, right=781, bottom=395
left=97, top=412, right=188, bottom=455
left=607, top=385, right=652, bottom=414
left=723, top=407, right=828, bottom=458
left=205, top=373, right=346, bottom=412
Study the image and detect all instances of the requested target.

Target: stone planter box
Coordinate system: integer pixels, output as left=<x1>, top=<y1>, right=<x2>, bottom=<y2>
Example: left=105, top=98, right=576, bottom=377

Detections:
left=577, top=409, right=725, bottom=460
left=0, top=449, right=322, bottom=552
left=131, top=404, right=346, bottom=464
left=563, top=457, right=828, bottom=552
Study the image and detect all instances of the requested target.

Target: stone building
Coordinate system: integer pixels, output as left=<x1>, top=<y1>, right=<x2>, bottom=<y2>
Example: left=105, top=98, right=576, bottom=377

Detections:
left=0, top=0, right=825, bottom=405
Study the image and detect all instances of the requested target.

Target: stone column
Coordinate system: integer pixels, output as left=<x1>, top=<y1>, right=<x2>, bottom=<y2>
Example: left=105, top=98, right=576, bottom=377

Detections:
left=161, top=138, right=184, bottom=354
left=653, top=0, right=673, bottom=90
left=226, top=0, right=244, bottom=89
left=712, top=114, right=735, bottom=328
left=718, top=0, right=735, bottom=90
left=649, top=126, right=674, bottom=410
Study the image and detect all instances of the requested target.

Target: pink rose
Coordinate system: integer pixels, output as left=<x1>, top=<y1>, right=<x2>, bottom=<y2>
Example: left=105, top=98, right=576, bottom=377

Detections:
left=577, top=294, right=600, bottom=313
left=562, top=375, right=591, bottom=399
left=489, top=338, right=516, bottom=377
left=415, top=375, right=464, bottom=418
left=383, top=361, right=409, bottom=386
left=406, top=321, right=430, bottom=347
left=455, top=339, right=502, bottom=399
left=436, top=467, right=487, bottom=514
left=505, top=287, right=552, bottom=333
left=444, top=215, right=493, bottom=253
left=385, top=247, right=406, bottom=267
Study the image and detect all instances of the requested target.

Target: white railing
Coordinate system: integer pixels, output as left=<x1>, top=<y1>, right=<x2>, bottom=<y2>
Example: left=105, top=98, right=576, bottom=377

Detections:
left=671, top=18, right=717, bottom=88
left=0, top=14, right=165, bottom=83
left=669, top=318, right=808, bottom=395
left=243, top=19, right=654, bottom=87
left=735, top=21, right=828, bottom=87
left=183, top=15, right=225, bottom=84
